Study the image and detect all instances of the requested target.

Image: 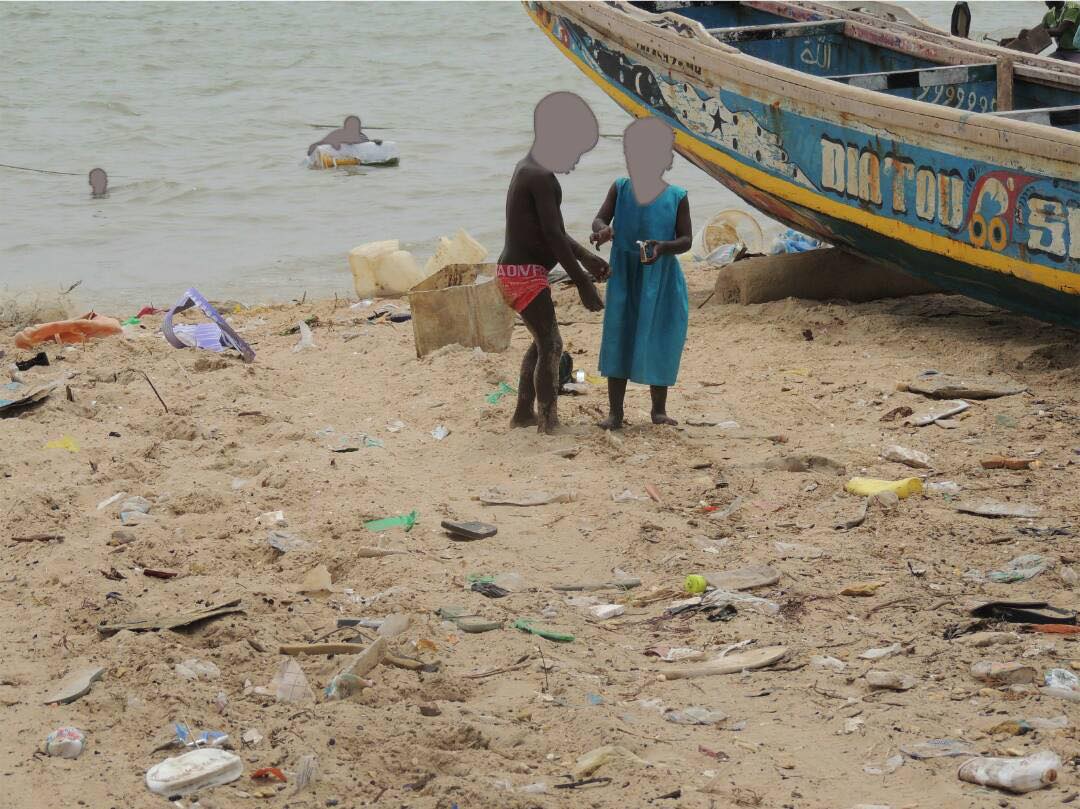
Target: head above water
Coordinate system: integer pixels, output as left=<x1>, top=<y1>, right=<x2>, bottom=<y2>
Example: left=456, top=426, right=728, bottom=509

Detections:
left=530, top=91, right=599, bottom=174
left=623, top=117, right=675, bottom=181
left=88, top=167, right=108, bottom=197
left=343, top=115, right=362, bottom=136
left=1046, top=1, right=1064, bottom=9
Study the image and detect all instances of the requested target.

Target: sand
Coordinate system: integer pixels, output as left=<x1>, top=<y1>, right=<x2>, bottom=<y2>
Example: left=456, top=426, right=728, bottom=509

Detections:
left=1, top=266, right=1079, bottom=808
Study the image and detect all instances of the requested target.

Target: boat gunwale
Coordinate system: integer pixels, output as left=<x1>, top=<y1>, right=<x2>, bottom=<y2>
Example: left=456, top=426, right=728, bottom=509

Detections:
left=747, top=0, right=1080, bottom=79
left=547, top=0, right=1080, bottom=159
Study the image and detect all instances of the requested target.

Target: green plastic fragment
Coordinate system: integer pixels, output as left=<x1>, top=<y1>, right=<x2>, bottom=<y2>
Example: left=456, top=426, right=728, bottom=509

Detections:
left=485, top=382, right=516, bottom=405
left=512, top=618, right=574, bottom=643
left=122, top=317, right=141, bottom=326
left=364, top=510, right=418, bottom=533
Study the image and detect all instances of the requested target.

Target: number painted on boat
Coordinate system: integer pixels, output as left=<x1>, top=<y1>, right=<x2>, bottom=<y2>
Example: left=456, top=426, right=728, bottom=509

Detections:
left=915, top=84, right=995, bottom=111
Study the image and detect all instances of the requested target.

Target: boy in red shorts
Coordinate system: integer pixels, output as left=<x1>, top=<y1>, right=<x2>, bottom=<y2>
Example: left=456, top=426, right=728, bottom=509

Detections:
left=497, top=91, right=609, bottom=434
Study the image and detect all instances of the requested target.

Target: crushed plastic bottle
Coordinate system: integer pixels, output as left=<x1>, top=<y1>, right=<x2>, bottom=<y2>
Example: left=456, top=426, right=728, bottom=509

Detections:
left=957, top=750, right=1060, bottom=793
left=42, top=727, right=85, bottom=759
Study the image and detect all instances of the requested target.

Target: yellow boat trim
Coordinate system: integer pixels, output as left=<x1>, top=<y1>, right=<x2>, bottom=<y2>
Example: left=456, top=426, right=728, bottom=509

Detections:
left=527, top=6, right=1080, bottom=296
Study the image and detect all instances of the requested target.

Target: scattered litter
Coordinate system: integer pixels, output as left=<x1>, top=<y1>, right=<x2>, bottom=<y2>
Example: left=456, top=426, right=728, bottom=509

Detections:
left=293, top=320, right=316, bottom=352
left=658, top=645, right=788, bottom=680
left=704, top=564, right=780, bottom=591
left=905, top=399, right=970, bottom=427
left=554, top=578, right=640, bottom=592
left=268, top=530, right=308, bottom=553
left=512, top=619, right=574, bottom=643
left=485, top=382, right=516, bottom=405
left=863, top=754, right=904, bottom=775
left=377, top=613, right=411, bottom=637
left=882, top=445, right=930, bottom=469
left=145, top=748, right=244, bottom=797
left=981, top=456, right=1041, bottom=470
left=98, top=599, right=243, bottom=635
left=15, top=312, right=122, bottom=350
left=773, top=541, right=824, bottom=559
left=864, top=670, right=916, bottom=691
left=970, top=660, right=1037, bottom=685
left=925, top=480, right=962, bottom=495
left=859, top=643, right=902, bottom=660
left=988, top=554, right=1051, bottom=583
left=479, top=489, right=575, bottom=506
left=324, top=641, right=384, bottom=701
left=811, top=655, right=846, bottom=672
left=572, top=745, right=652, bottom=779
left=256, top=510, right=287, bottom=528
left=589, top=604, right=625, bottom=620
left=271, top=659, right=315, bottom=703
left=664, top=706, right=727, bottom=725
left=957, top=750, right=1060, bottom=794
left=0, top=383, right=54, bottom=417
left=173, top=723, right=228, bottom=749
left=97, top=491, right=127, bottom=511
left=900, top=738, right=974, bottom=759
left=251, top=767, right=288, bottom=783
left=956, top=501, right=1042, bottom=518
left=44, top=436, right=79, bottom=452
left=43, top=665, right=105, bottom=705
left=295, top=565, right=334, bottom=595
left=699, top=587, right=779, bottom=616
left=644, top=645, right=705, bottom=663
left=840, top=581, right=887, bottom=597
left=431, top=425, right=450, bottom=441
left=441, top=520, right=496, bottom=541
left=14, top=351, right=49, bottom=371
left=684, top=574, right=707, bottom=594
left=970, top=600, right=1076, bottom=625
left=1042, top=668, right=1080, bottom=699
left=612, top=489, right=648, bottom=503
left=365, top=510, right=418, bottom=532
left=845, top=477, right=922, bottom=499
left=174, top=658, right=221, bottom=682
left=42, top=727, right=85, bottom=759
left=901, top=370, right=1026, bottom=400
left=163, top=288, right=255, bottom=362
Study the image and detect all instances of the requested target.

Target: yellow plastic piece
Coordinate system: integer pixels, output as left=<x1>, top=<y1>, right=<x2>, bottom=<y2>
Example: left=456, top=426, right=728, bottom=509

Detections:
left=845, top=476, right=923, bottom=499
left=44, top=436, right=80, bottom=452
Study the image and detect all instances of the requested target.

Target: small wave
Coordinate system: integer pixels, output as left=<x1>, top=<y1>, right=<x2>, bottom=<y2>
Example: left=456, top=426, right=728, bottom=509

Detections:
left=76, top=99, right=142, bottom=117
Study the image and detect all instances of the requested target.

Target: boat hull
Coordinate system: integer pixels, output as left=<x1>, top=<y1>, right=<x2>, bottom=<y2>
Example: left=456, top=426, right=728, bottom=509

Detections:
left=525, top=2, right=1080, bottom=328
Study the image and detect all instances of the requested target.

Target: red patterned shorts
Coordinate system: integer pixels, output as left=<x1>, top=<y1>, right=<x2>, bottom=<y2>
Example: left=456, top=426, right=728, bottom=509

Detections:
left=495, top=264, right=549, bottom=313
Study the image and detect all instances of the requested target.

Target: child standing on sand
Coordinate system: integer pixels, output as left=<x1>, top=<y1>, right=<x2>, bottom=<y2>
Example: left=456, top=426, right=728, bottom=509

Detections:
left=590, top=117, right=692, bottom=429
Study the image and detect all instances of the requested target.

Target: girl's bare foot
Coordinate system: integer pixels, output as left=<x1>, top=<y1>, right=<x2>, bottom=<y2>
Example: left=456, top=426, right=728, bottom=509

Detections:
left=599, top=411, right=624, bottom=430
left=651, top=411, right=677, bottom=426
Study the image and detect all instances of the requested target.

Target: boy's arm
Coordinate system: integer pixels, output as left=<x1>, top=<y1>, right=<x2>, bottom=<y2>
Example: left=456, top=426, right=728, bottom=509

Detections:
left=530, top=174, right=604, bottom=311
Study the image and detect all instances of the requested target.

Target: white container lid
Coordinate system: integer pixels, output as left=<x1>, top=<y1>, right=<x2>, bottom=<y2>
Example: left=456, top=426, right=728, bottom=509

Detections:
left=145, top=748, right=243, bottom=797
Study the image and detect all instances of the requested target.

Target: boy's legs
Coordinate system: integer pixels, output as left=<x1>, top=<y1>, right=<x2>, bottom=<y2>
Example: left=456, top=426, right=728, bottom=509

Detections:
left=517, top=289, right=562, bottom=434
left=600, top=377, right=627, bottom=430
left=510, top=342, right=539, bottom=428
left=650, top=385, right=677, bottom=425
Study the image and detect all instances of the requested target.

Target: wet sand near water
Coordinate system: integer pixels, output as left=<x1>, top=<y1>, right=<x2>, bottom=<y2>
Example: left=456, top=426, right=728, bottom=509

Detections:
left=2, top=267, right=1079, bottom=807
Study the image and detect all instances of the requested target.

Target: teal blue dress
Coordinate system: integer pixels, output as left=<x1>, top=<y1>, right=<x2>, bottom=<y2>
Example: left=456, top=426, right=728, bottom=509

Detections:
left=599, top=178, right=688, bottom=387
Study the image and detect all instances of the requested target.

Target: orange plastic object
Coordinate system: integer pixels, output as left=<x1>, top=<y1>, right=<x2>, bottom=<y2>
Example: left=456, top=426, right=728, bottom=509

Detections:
left=14, top=312, right=122, bottom=349
left=251, top=766, right=287, bottom=782
left=1025, top=624, right=1080, bottom=634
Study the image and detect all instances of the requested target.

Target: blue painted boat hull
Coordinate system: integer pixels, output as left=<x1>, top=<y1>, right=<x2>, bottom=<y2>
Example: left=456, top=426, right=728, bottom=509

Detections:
left=525, top=2, right=1080, bottom=328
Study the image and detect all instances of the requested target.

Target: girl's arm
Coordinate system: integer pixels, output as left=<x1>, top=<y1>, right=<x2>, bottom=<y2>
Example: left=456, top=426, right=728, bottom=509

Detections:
left=642, top=194, right=693, bottom=265
left=589, top=182, right=619, bottom=248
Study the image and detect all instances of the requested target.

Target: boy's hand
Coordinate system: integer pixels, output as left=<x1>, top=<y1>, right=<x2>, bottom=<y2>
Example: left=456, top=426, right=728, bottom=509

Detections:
left=579, top=251, right=610, bottom=282
left=577, top=282, right=604, bottom=312
left=590, top=225, right=614, bottom=249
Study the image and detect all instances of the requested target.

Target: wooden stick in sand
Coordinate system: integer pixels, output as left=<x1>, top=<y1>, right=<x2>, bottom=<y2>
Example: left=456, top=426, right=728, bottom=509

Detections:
left=657, top=645, right=788, bottom=680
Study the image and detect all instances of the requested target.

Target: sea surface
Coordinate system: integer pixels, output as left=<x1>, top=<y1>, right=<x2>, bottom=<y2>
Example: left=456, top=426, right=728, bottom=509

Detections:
left=0, top=1, right=1043, bottom=308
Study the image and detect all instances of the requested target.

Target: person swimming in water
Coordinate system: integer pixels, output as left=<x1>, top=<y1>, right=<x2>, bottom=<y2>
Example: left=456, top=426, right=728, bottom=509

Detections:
left=307, top=115, right=371, bottom=156
left=89, top=167, right=108, bottom=198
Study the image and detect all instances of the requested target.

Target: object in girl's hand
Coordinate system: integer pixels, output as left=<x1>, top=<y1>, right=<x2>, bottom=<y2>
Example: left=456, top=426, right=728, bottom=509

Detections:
left=636, top=240, right=650, bottom=263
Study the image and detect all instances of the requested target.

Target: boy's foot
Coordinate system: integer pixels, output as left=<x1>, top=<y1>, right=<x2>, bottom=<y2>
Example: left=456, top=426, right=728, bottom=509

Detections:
left=510, top=410, right=539, bottom=429
left=599, top=412, right=624, bottom=430
left=537, top=415, right=563, bottom=435
left=651, top=412, right=678, bottom=426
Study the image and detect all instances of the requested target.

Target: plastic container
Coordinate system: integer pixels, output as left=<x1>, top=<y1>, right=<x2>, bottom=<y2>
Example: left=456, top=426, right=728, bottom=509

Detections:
left=423, top=229, right=488, bottom=277
left=306, top=141, right=400, bottom=169
left=957, top=750, right=1060, bottom=793
left=349, top=240, right=426, bottom=299
left=145, top=748, right=243, bottom=797
left=689, top=209, right=764, bottom=260
left=845, top=476, right=923, bottom=499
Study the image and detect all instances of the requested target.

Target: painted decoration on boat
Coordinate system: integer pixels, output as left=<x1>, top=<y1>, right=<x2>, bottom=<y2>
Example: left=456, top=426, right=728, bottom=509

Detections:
left=533, top=4, right=1080, bottom=288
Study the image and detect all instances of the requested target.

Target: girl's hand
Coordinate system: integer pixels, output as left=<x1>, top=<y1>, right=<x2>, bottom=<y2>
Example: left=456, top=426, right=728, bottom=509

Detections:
left=590, top=225, right=614, bottom=249
left=641, top=239, right=665, bottom=265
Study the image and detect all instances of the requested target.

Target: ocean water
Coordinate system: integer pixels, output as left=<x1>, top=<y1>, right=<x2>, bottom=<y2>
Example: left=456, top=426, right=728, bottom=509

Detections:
left=0, top=1, right=1042, bottom=309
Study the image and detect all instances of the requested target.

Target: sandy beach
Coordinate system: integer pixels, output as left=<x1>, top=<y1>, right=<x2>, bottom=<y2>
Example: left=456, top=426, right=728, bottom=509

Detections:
left=2, top=267, right=1079, bottom=808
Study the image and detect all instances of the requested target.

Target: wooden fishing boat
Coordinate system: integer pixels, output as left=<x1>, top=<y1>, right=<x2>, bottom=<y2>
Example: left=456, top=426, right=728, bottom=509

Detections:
left=523, top=1, right=1080, bottom=327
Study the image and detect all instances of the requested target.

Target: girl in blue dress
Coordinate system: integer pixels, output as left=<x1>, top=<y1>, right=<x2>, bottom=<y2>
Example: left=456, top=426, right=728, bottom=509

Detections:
left=590, top=117, right=692, bottom=429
